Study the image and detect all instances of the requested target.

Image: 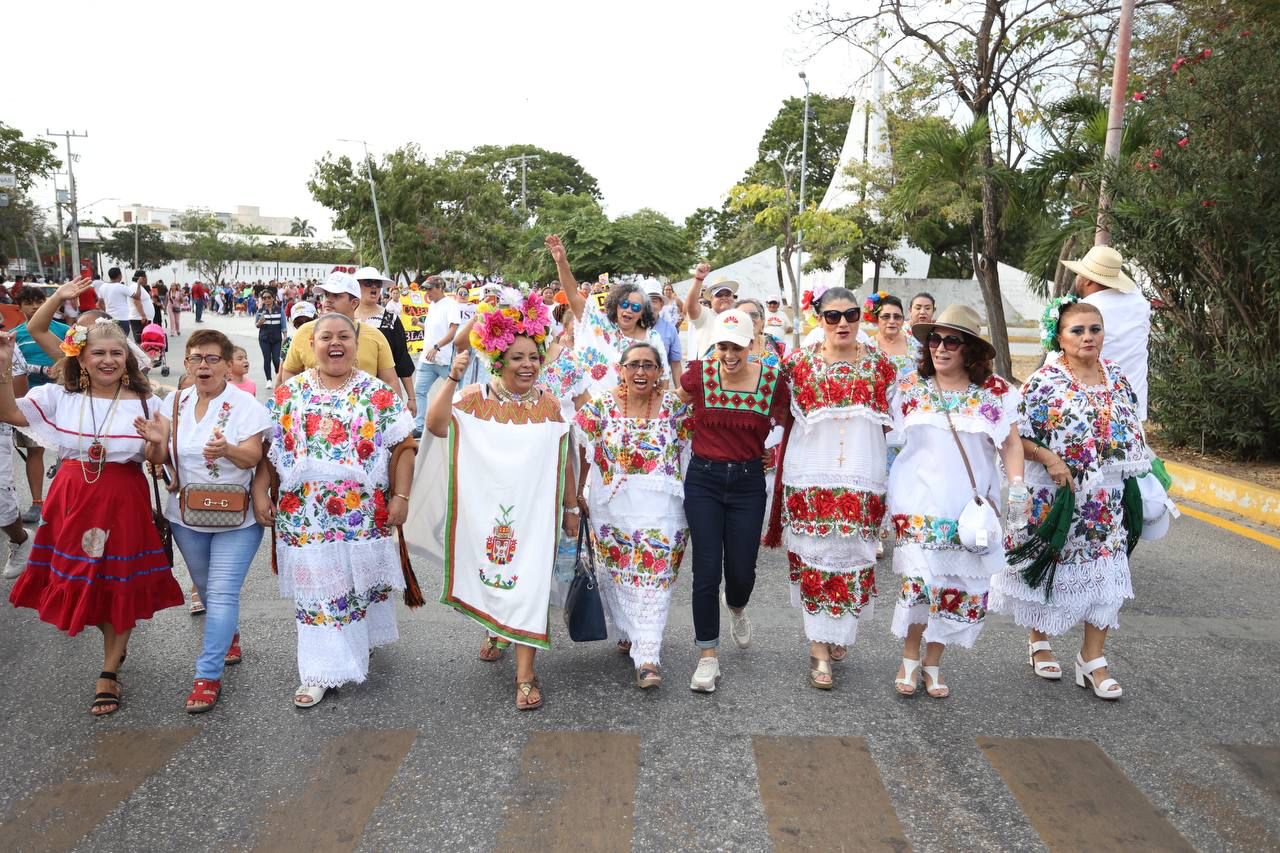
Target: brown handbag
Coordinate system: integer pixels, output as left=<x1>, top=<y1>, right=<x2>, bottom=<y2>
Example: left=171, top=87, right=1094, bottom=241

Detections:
left=171, top=390, right=250, bottom=527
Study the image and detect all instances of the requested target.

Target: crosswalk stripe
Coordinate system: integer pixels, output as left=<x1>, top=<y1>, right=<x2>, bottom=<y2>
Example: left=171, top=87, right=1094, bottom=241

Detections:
left=493, top=731, right=640, bottom=853
left=1219, top=744, right=1280, bottom=803
left=978, top=737, right=1195, bottom=852
left=0, top=727, right=199, bottom=853
left=253, top=728, right=417, bottom=853
left=752, top=735, right=911, bottom=852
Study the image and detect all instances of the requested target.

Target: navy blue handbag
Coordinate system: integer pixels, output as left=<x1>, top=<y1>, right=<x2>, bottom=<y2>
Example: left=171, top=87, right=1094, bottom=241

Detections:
left=563, top=519, right=607, bottom=642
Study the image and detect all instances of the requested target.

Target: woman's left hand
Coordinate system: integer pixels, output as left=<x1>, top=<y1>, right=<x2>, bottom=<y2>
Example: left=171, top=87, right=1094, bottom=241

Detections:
left=202, top=429, right=228, bottom=461
left=562, top=509, right=580, bottom=539
left=388, top=494, right=409, bottom=527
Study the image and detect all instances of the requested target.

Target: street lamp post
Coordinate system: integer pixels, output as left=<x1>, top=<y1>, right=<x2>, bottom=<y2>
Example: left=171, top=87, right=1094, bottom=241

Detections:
left=339, top=138, right=391, bottom=277
left=795, top=71, right=812, bottom=350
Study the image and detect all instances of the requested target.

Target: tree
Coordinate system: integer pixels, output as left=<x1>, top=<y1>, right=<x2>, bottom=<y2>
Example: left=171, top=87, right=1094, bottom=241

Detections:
left=99, top=225, right=173, bottom=270
left=799, top=0, right=1159, bottom=379
left=289, top=217, right=315, bottom=237
left=608, top=209, right=694, bottom=278
left=463, top=144, right=602, bottom=212
left=0, top=124, right=60, bottom=193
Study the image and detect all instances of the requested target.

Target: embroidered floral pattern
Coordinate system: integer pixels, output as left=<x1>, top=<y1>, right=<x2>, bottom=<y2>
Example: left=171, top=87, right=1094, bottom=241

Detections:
left=593, top=524, right=688, bottom=589
left=295, top=584, right=392, bottom=627
left=1019, top=361, right=1145, bottom=480
left=574, top=392, right=689, bottom=489
left=788, top=551, right=876, bottom=618
left=783, top=486, right=885, bottom=539
left=928, top=587, right=988, bottom=624
left=891, top=513, right=963, bottom=549
left=537, top=349, right=585, bottom=401
left=701, top=361, right=780, bottom=414
left=203, top=401, right=234, bottom=478
left=899, top=576, right=928, bottom=608
left=899, top=372, right=1012, bottom=423
left=785, top=345, right=895, bottom=419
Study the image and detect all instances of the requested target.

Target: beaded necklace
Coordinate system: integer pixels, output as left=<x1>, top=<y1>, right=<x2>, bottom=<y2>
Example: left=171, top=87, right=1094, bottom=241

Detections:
left=1061, top=360, right=1113, bottom=443
left=308, top=369, right=358, bottom=437
left=78, top=384, right=125, bottom=484
left=491, top=378, right=539, bottom=406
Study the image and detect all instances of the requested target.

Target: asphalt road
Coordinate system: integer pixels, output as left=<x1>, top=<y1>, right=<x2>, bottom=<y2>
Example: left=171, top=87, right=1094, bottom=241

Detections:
left=0, top=312, right=1276, bottom=852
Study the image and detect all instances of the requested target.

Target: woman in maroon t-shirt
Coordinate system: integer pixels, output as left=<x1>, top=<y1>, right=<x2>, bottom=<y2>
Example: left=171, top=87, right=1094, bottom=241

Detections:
left=677, top=309, right=790, bottom=693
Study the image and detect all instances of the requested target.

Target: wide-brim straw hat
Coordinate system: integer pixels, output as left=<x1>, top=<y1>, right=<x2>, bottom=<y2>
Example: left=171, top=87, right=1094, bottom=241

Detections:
left=702, top=278, right=739, bottom=299
left=1060, top=245, right=1136, bottom=293
left=912, top=304, right=996, bottom=360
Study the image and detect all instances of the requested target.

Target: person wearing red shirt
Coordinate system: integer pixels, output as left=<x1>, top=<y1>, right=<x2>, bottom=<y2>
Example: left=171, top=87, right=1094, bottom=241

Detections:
left=191, top=281, right=209, bottom=323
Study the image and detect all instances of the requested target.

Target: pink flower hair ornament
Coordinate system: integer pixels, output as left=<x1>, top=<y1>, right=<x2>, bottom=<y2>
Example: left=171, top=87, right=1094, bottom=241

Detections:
left=469, top=291, right=553, bottom=363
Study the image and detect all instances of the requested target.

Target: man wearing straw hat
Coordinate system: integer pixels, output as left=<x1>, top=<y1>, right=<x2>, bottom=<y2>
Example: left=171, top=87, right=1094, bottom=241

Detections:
left=1058, top=245, right=1151, bottom=420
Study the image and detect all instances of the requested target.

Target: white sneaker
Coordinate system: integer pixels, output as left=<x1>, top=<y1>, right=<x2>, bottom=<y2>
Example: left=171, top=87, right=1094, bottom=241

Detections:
left=721, top=590, right=752, bottom=649
left=3, top=534, right=34, bottom=579
left=690, top=656, right=721, bottom=693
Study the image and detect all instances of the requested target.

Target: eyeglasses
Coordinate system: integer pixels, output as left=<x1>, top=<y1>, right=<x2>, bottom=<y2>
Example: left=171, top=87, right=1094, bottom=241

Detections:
left=927, top=333, right=966, bottom=352
left=878, top=312, right=904, bottom=322
left=822, top=309, right=860, bottom=325
left=185, top=354, right=224, bottom=365
left=621, top=361, right=659, bottom=372
left=618, top=300, right=644, bottom=313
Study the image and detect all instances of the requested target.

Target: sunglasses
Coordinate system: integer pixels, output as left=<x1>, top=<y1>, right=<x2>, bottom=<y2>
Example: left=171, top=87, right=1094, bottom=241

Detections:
left=927, top=333, right=966, bottom=352
left=878, top=312, right=904, bottom=322
left=822, top=309, right=860, bottom=325
left=618, top=300, right=645, bottom=313
left=622, top=360, right=659, bottom=372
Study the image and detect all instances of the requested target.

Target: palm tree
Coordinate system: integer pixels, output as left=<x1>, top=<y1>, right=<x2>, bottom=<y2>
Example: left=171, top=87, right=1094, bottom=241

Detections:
left=290, top=217, right=316, bottom=238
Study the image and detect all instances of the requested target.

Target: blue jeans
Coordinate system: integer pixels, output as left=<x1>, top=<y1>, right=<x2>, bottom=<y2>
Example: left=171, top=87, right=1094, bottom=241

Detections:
left=683, top=455, right=767, bottom=649
left=194, top=298, right=205, bottom=322
left=414, top=360, right=451, bottom=434
left=171, top=523, right=264, bottom=679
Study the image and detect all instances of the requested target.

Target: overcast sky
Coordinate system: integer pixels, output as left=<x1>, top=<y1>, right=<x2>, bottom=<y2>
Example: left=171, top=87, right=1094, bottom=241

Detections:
left=9, top=0, right=871, bottom=238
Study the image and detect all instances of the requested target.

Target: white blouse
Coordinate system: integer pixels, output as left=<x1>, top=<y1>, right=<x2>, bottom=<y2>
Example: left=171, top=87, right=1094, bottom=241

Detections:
left=17, top=383, right=155, bottom=464
left=164, top=383, right=270, bottom=531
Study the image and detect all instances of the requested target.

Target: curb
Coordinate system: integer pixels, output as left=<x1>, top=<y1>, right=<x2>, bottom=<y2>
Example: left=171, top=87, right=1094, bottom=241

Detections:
left=1165, top=461, right=1280, bottom=531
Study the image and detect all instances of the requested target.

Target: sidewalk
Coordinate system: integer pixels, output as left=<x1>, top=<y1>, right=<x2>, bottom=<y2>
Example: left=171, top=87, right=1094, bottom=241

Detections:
left=1165, top=460, right=1280, bottom=549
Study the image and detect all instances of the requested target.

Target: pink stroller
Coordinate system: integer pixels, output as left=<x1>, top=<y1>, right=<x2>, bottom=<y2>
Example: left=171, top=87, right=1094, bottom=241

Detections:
left=140, top=323, right=171, bottom=376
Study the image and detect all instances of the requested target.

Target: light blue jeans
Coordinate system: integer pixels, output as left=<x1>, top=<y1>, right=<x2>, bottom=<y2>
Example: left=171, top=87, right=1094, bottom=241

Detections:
left=172, top=523, right=264, bottom=679
left=414, top=361, right=452, bottom=434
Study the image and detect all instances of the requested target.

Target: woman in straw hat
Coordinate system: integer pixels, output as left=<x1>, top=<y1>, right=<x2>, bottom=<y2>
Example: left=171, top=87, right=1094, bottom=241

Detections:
left=988, top=296, right=1152, bottom=700
left=886, top=305, right=1026, bottom=698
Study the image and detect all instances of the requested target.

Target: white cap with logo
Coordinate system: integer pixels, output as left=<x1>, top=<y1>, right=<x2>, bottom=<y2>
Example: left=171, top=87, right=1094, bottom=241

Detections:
left=318, top=271, right=361, bottom=299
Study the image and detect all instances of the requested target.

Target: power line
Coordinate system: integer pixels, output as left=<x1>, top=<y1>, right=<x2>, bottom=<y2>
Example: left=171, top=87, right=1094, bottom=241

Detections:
left=44, top=130, right=88, bottom=278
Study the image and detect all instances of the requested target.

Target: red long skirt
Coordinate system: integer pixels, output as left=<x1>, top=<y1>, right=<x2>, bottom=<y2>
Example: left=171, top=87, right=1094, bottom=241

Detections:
left=10, top=461, right=182, bottom=636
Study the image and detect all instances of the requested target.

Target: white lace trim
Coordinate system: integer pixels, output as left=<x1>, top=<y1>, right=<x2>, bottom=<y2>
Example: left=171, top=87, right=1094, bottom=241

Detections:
left=296, top=597, right=398, bottom=687
left=599, top=581, right=675, bottom=668
left=889, top=602, right=985, bottom=649
left=783, top=531, right=878, bottom=570
left=987, top=594, right=1124, bottom=637
left=892, top=542, right=1004, bottom=580
left=989, top=554, right=1133, bottom=623
left=277, top=537, right=404, bottom=602
left=792, top=403, right=893, bottom=429
left=781, top=471, right=887, bottom=491
left=791, top=593, right=875, bottom=646
left=902, top=411, right=1015, bottom=449
left=271, top=452, right=392, bottom=495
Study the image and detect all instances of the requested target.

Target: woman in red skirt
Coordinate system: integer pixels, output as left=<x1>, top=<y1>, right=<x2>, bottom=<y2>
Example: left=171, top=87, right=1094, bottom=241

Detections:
left=0, top=313, right=182, bottom=716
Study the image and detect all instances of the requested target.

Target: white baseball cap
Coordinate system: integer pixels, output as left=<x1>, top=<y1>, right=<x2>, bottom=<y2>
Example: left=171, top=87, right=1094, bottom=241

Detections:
left=353, top=266, right=394, bottom=285
left=291, top=301, right=317, bottom=320
left=641, top=278, right=664, bottom=301
left=711, top=309, right=753, bottom=348
left=318, top=271, right=360, bottom=299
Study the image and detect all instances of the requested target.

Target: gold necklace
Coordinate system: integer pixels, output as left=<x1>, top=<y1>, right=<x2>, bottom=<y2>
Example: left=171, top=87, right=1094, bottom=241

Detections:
left=78, top=384, right=125, bottom=484
left=310, top=369, right=357, bottom=435
left=491, top=379, right=539, bottom=405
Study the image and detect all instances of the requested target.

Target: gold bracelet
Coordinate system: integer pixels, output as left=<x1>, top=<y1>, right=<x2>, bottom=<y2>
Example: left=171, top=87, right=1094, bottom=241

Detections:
left=392, top=493, right=410, bottom=501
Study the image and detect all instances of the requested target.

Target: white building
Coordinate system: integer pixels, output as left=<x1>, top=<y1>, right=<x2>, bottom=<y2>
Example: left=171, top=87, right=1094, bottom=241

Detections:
left=120, top=204, right=300, bottom=236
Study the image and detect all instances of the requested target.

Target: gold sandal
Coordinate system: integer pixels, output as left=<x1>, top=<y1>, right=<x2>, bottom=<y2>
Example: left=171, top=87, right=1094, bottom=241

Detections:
left=480, top=636, right=507, bottom=662
left=809, top=656, right=833, bottom=690
left=829, top=644, right=848, bottom=662
left=516, top=680, right=543, bottom=711
left=636, top=666, right=662, bottom=689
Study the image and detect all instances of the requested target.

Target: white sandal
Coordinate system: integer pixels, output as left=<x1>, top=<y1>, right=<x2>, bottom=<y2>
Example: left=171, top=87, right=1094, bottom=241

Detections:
left=1075, top=654, right=1122, bottom=700
left=895, top=657, right=921, bottom=695
left=922, top=665, right=950, bottom=699
left=1028, top=640, right=1062, bottom=680
left=293, top=684, right=328, bottom=708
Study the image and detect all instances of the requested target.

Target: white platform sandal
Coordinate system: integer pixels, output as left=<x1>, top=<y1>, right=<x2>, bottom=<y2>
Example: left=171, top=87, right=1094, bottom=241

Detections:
left=293, top=684, right=328, bottom=708
left=1075, top=654, right=1122, bottom=700
left=1028, top=640, right=1063, bottom=680
left=895, top=658, right=921, bottom=696
left=922, top=665, right=950, bottom=699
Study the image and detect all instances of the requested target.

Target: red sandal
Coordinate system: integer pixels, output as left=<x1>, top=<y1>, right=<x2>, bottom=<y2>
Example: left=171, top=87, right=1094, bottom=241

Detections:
left=224, top=634, right=242, bottom=666
left=185, top=678, right=221, bottom=714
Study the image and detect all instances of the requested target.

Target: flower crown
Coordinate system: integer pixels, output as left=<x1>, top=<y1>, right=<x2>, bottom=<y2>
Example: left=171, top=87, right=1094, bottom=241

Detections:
left=469, top=291, right=553, bottom=361
left=1039, top=294, right=1080, bottom=351
left=862, top=291, right=890, bottom=323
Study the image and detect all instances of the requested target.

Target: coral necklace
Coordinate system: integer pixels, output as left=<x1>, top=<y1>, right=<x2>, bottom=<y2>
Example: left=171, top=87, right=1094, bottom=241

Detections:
left=78, top=383, right=125, bottom=484
left=1062, top=359, right=1113, bottom=442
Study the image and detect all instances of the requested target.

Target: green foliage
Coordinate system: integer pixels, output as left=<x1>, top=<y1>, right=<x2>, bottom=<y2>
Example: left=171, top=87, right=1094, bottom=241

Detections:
left=289, top=217, right=315, bottom=237
left=99, top=225, right=174, bottom=270
left=0, top=124, right=60, bottom=192
left=463, top=144, right=602, bottom=210
left=1106, top=21, right=1280, bottom=459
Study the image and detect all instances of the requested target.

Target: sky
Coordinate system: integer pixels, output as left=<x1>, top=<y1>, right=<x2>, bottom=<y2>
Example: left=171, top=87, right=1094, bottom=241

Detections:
left=8, top=0, right=872, bottom=239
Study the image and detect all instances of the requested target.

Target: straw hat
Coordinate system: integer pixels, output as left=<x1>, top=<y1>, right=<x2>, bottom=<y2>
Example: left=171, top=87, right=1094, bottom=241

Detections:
left=702, top=278, right=739, bottom=299
left=912, top=304, right=996, bottom=360
left=1060, top=245, right=1136, bottom=293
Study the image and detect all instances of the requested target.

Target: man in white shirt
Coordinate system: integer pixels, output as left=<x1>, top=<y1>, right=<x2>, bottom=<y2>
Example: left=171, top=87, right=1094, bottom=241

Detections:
left=1060, top=245, right=1152, bottom=420
left=129, top=271, right=156, bottom=341
left=413, top=275, right=462, bottom=436
left=93, top=267, right=145, bottom=338
left=682, top=264, right=738, bottom=361
left=763, top=297, right=793, bottom=337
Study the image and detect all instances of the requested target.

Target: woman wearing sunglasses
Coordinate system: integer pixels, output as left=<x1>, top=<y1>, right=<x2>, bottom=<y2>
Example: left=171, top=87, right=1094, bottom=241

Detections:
left=765, top=287, right=897, bottom=689
left=574, top=342, right=690, bottom=689
left=886, top=305, right=1025, bottom=698
left=546, top=235, right=668, bottom=398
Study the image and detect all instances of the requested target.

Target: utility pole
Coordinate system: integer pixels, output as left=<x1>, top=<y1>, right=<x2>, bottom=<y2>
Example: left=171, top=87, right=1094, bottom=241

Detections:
left=502, top=153, right=541, bottom=214
left=45, top=130, right=88, bottom=278
left=338, top=138, right=390, bottom=276
left=52, top=182, right=67, bottom=279
left=1096, top=0, right=1137, bottom=246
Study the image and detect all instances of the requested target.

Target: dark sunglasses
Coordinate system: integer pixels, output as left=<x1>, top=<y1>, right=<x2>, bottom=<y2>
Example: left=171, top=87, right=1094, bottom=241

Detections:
left=822, top=309, right=859, bottom=325
left=927, top=333, right=966, bottom=352
left=618, top=300, right=644, bottom=313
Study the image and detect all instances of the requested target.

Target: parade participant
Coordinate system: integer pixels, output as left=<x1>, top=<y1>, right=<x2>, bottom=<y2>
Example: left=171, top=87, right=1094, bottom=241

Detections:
left=908, top=292, right=936, bottom=331
left=1060, top=245, right=1151, bottom=420
left=539, top=304, right=587, bottom=423
left=547, top=234, right=668, bottom=397
left=887, top=306, right=1025, bottom=698
left=682, top=265, right=737, bottom=362
left=192, top=281, right=208, bottom=322
left=276, top=271, right=400, bottom=394
left=128, top=272, right=156, bottom=342
left=134, top=330, right=269, bottom=713
left=764, top=297, right=793, bottom=338
left=765, top=287, right=897, bottom=689
left=867, top=293, right=921, bottom=486
left=660, top=283, right=683, bottom=328
left=425, top=294, right=576, bottom=711
left=989, top=297, right=1151, bottom=700
left=734, top=298, right=788, bottom=367
left=678, top=310, right=790, bottom=693
left=412, top=276, right=462, bottom=436
left=12, top=287, right=68, bottom=523
left=166, top=282, right=183, bottom=335
left=0, top=318, right=182, bottom=716
left=278, top=300, right=316, bottom=366
left=255, top=290, right=286, bottom=381
left=93, top=267, right=146, bottom=338
left=574, top=342, right=690, bottom=688
left=229, top=347, right=256, bottom=395
left=0, top=345, right=33, bottom=579
left=253, top=313, right=415, bottom=708
left=25, top=279, right=153, bottom=371
left=354, top=267, right=417, bottom=414
left=643, top=281, right=683, bottom=386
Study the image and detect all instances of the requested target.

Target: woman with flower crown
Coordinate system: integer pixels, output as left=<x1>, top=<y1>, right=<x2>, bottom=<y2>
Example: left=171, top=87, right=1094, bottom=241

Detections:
left=425, top=291, right=579, bottom=711
left=251, top=312, right=416, bottom=709
left=989, top=296, right=1152, bottom=701
left=0, top=277, right=182, bottom=717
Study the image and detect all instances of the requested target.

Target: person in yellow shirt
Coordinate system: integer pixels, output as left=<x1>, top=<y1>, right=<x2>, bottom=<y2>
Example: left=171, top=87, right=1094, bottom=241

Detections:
left=276, top=271, right=399, bottom=392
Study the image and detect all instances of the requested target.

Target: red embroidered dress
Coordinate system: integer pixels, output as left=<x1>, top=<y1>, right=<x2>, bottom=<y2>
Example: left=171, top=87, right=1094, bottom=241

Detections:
left=681, top=359, right=790, bottom=462
left=776, top=345, right=896, bottom=647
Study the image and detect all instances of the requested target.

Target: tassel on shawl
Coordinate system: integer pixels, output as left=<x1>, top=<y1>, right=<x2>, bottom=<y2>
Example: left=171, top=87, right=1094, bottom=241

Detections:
left=1008, top=486, right=1075, bottom=601
left=762, top=416, right=795, bottom=548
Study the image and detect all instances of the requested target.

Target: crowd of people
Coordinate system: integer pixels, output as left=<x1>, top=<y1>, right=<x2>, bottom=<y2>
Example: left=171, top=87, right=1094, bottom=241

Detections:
left=0, top=240, right=1165, bottom=715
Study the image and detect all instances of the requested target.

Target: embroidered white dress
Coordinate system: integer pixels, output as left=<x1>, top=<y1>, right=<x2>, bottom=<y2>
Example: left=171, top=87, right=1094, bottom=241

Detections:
left=574, top=299, right=669, bottom=398
left=887, top=372, right=1019, bottom=648
left=777, top=346, right=897, bottom=647
left=989, top=360, right=1150, bottom=634
left=266, top=371, right=413, bottom=688
left=870, top=335, right=922, bottom=468
left=574, top=392, right=690, bottom=669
